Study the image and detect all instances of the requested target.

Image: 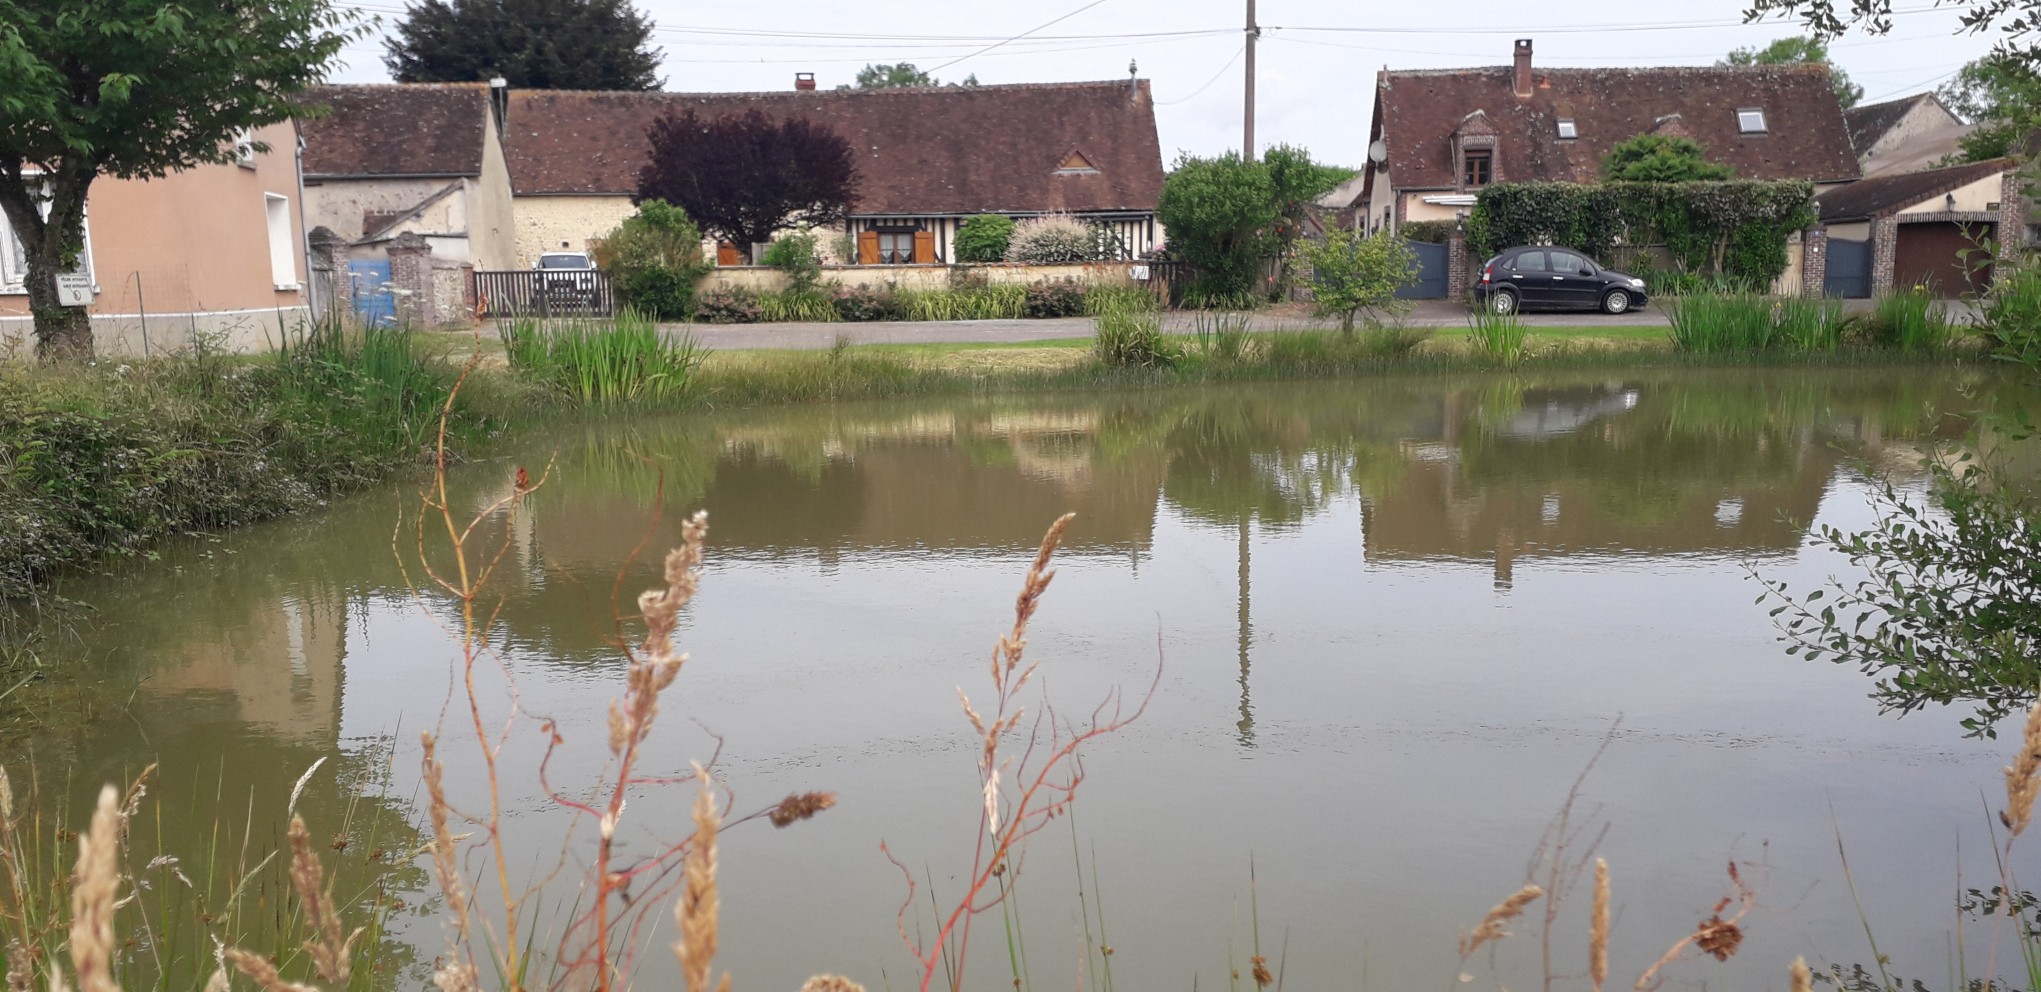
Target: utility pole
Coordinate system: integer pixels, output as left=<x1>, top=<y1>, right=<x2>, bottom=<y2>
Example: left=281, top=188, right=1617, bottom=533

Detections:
left=1244, top=0, right=1259, bottom=159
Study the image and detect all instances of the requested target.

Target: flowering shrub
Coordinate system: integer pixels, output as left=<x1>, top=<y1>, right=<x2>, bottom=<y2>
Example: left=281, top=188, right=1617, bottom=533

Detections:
left=1005, top=215, right=1095, bottom=265
left=694, top=287, right=762, bottom=323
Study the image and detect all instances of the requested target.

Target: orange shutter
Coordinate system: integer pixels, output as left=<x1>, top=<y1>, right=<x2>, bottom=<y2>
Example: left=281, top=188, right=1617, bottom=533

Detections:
left=716, top=241, right=741, bottom=266
left=857, top=230, right=880, bottom=265
left=912, top=230, right=936, bottom=264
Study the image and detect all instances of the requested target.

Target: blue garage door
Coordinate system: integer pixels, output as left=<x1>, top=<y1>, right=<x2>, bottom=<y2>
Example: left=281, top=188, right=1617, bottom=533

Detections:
left=1396, top=241, right=1449, bottom=299
left=1824, top=238, right=1871, bottom=299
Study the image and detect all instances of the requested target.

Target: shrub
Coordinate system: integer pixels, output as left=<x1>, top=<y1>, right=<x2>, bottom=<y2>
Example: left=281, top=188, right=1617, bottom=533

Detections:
left=1467, top=180, right=1814, bottom=288
left=593, top=199, right=710, bottom=320
left=1024, top=282, right=1087, bottom=318
left=762, top=231, right=824, bottom=291
left=1006, top=215, right=1095, bottom=264
left=956, top=215, right=1016, bottom=263
left=1298, top=227, right=1417, bottom=333
left=830, top=285, right=906, bottom=321
left=1979, top=258, right=2041, bottom=361
left=694, top=286, right=762, bottom=323
left=1398, top=220, right=1456, bottom=244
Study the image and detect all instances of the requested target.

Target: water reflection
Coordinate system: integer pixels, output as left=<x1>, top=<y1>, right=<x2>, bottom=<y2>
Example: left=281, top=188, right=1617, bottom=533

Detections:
left=13, top=366, right=2016, bottom=992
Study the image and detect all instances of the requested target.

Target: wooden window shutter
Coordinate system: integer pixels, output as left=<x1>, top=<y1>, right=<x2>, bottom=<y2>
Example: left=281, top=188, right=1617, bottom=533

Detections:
left=857, top=230, right=880, bottom=265
left=716, top=241, right=741, bottom=266
left=912, top=230, right=936, bottom=264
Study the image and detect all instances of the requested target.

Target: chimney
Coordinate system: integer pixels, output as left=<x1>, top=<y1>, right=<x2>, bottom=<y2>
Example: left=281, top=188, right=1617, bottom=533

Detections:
left=488, top=76, right=508, bottom=133
left=795, top=72, right=817, bottom=91
left=1513, top=39, right=1533, bottom=99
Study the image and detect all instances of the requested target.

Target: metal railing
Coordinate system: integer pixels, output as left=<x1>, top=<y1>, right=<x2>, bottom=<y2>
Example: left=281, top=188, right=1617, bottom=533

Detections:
left=472, top=269, right=615, bottom=317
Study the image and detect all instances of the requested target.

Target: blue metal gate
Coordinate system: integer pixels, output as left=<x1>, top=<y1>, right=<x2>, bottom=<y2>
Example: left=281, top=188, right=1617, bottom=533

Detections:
left=1396, top=241, right=1449, bottom=299
left=347, top=260, right=395, bottom=326
left=1824, top=238, right=1871, bottom=299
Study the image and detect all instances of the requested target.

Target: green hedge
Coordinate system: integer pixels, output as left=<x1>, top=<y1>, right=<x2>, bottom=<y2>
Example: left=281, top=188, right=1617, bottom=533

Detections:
left=1468, top=180, right=1815, bottom=286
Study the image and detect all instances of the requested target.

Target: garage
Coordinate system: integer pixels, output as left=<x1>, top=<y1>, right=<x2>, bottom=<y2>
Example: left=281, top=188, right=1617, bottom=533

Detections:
left=1894, top=220, right=1994, bottom=297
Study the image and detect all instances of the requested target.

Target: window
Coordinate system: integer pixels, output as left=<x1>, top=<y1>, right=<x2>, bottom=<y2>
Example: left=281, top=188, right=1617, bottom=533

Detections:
left=1549, top=250, right=1588, bottom=273
left=1556, top=118, right=1578, bottom=140
left=1056, top=150, right=1100, bottom=175
left=1512, top=251, right=1547, bottom=272
left=233, top=128, right=258, bottom=168
left=265, top=193, right=297, bottom=289
left=877, top=230, right=915, bottom=265
left=1462, top=149, right=1493, bottom=187
left=0, top=188, right=92, bottom=295
left=1737, top=108, right=1767, bottom=134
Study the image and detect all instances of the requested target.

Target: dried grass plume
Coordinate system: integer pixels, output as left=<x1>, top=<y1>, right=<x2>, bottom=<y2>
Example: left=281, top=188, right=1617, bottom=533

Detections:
left=675, top=764, right=730, bottom=992
left=1790, top=957, right=1813, bottom=992
left=68, top=786, right=122, bottom=992
left=800, top=977, right=866, bottom=992
left=768, top=792, right=836, bottom=828
left=1591, top=858, right=1610, bottom=992
left=2003, top=701, right=2041, bottom=837
left=1458, top=884, right=1543, bottom=958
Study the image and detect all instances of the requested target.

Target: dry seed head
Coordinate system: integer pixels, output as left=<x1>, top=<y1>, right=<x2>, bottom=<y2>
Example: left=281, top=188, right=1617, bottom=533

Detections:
left=202, top=968, right=229, bottom=992
left=768, top=792, right=836, bottom=828
left=674, top=763, right=726, bottom=992
left=225, top=948, right=320, bottom=992
left=1458, top=884, right=1543, bottom=958
left=419, top=733, right=471, bottom=942
left=0, top=764, right=13, bottom=821
left=1693, top=914, right=1742, bottom=962
left=1591, top=858, right=1610, bottom=992
left=801, top=977, right=866, bottom=992
left=287, top=815, right=358, bottom=986
left=1790, top=957, right=1813, bottom=992
left=1250, top=955, right=1273, bottom=988
left=2003, top=701, right=2041, bottom=837
left=69, top=786, right=121, bottom=992
left=432, top=961, right=481, bottom=992
left=6, top=939, right=28, bottom=992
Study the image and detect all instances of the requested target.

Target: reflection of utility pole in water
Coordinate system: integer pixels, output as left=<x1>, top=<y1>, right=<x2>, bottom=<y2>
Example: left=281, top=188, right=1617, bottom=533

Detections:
left=1236, top=515, right=1255, bottom=746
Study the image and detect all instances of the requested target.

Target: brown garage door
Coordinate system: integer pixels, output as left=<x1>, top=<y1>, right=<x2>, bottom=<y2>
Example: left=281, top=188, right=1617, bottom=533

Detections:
left=1894, top=221, right=1995, bottom=297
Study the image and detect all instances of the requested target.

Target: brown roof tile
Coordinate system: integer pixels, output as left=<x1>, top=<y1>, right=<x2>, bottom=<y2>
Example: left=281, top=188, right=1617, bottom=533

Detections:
left=1376, top=63, right=1861, bottom=189
left=300, top=83, right=490, bottom=178
left=1816, top=157, right=2010, bottom=221
left=503, top=81, right=1164, bottom=215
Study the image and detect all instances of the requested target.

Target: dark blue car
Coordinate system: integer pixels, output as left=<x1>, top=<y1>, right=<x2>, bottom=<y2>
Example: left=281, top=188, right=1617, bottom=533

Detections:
left=1472, top=246, right=1649, bottom=315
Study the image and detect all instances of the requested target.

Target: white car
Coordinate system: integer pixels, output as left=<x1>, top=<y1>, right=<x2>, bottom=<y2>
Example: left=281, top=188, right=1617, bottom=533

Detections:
left=533, top=252, right=598, bottom=310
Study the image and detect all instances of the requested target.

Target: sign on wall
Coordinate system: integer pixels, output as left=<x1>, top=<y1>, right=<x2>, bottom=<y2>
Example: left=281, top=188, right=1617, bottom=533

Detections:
left=54, top=273, right=92, bottom=307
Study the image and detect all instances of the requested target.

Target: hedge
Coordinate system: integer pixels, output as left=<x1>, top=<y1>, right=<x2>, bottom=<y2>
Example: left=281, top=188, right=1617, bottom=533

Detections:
left=1467, top=180, right=1816, bottom=287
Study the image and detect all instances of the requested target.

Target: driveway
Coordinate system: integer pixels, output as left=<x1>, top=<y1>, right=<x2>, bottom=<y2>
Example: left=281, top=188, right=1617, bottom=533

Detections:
left=677, top=300, right=1671, bottom=351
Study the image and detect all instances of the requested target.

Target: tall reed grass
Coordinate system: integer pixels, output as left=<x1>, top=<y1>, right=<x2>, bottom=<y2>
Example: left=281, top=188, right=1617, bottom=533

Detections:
left=1093, top=305, right=1172, bottom=368
left=897, top=285, right=1029, bottom=321
left=501, top=309, right=704, bottom=406
left=1870, top=288, right=1951, bottom=353
left=758, top=289, right=839, bottom=323
left=1466, top=307, right=1527, bottom=364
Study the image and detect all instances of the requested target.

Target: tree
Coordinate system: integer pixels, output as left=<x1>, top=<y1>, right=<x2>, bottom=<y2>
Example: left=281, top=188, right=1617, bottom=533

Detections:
left=383, top=0, right=662, bottom=90
left=1263, top=144, right=1356, bottom=248
left=1743, top=0, right=2041, bottom=71
left=1601, top=135, right=1735, bottom=182
left=836, top=63, right=979, bottom=90
left=955, top=214, right=1015, bottom=262
left=593, top=199, right=708, bottom=319
left=636, top=109, right=859, bottom=259
left=1937, top=56, right=2041, bottom=161
left=1298, top=228, right=1416, bottom=334
left=0, top=0, right=360, bottom=360
left=1157, top=147, right=1349, bottom=302
left=1721, top=35, right=1864, bottom=107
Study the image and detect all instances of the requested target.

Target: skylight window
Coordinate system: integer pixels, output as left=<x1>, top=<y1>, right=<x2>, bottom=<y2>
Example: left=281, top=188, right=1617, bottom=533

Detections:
left=1737, top=108, right=1768, bottom=134
left=1556, top=118, right=1577, bottom=140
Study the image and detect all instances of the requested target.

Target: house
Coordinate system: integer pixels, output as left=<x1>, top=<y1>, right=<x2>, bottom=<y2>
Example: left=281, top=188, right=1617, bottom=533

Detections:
left=297, top=83, right=517, bottom=270
left=0, top=120, right=309, bottom=354
left=502, top=78, right=1166, bottom=265
left=1816, top=156, right=2023, bottom=296
left=1359, top=40, right=1862, bottom=234
left=1843, top=92, right=1975, bottom=177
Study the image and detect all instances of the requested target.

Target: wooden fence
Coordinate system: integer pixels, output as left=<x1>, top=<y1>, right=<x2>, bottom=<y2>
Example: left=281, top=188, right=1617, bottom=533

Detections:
left=472, top=269, right=615, bottom=318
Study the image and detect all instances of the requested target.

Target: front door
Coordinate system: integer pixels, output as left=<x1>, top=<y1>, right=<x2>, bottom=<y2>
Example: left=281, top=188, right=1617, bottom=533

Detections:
left=1506, top=249, right=1554, bottom=307
left=1546, top=249, right=1600, bottom=308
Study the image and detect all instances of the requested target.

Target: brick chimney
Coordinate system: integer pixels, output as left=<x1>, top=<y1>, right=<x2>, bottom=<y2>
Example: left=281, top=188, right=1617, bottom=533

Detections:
left=1513, top=39, right=1534, bottom=99
left=795, top=72, right=816, bottom=91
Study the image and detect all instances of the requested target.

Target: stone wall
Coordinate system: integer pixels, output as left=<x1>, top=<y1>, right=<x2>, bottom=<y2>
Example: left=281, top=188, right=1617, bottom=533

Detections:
left=1800, top=228, right=1828, bottom=299
left=514, top=195, right=637, bottom=267
left=1871, top=216, right=1900, bottom=295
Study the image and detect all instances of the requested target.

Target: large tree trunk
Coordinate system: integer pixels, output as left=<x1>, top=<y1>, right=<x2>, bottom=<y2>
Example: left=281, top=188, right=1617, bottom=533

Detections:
left=22, top=250, right=92, bottom=361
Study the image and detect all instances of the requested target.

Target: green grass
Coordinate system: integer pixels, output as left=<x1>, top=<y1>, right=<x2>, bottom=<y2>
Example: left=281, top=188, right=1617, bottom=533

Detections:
left=501, top=309, right=705, bottom=406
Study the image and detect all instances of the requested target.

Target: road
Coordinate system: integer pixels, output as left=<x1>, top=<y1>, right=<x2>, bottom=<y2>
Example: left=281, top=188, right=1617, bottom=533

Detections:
left=674, top=300, right=1672, bottom=351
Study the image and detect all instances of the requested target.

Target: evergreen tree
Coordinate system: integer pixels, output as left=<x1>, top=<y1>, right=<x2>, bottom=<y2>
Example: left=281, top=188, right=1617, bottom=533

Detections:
left=383, top=0, right=662, bottom=90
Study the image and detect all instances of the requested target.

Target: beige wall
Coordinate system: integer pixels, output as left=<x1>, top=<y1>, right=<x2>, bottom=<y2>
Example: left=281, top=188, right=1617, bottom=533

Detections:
left=516, top=195, right=637, bottom=267
left=303, top=176, right=459, bottom=243
left=1861, top=100, right=1963, bottom=167
left=701, top=261, right=1140, bottom=293
left=1898, top=172, right=2004, bottom=216
left=0, top=120, right=306, bottom=347
left=472, top=112, right=518, bottom=269
left=1399, top=194, right=1466, bottom=224
left=1774, top=231, right=1806, bottom=296
left=1827, top=220, right=1873, bottom=241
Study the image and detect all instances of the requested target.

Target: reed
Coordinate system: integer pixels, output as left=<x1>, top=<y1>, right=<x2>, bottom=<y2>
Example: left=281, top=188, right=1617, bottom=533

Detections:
left=758, top=289, right=840, bottom=323
left=1093, top=307, right=1173, bottom=368
left=501, top=309, right=705, bottom=406
left=1465, top=307, right=1527, bottom=365
left=1666, top=293, right=1781, bottom=352
left=1083, top=284, right=1161, bottom=316
left=1870, top=288, right=1952, bottom=353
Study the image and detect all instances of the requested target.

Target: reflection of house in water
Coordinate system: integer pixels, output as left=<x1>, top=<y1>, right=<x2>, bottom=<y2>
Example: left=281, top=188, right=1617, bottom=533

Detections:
left=1362, top=383, right=1842, bottom=588
left=140, top=593, right=347, bottom=742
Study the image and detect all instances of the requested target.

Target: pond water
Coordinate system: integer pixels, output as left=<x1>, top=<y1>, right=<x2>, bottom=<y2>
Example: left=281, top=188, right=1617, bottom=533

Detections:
left=18, top=367, right=2037, bottom=992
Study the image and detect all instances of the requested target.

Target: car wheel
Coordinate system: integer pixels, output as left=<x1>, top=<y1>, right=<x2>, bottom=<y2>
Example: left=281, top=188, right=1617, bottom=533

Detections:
left=1602, top=289, right=1631, bottom=315
left=1491, top=290, right=1519, bottom=316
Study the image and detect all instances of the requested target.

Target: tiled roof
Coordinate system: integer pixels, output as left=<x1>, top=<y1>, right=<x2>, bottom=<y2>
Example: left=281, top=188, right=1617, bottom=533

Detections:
left=300, top=83, right=490, bottom=178
left=1844, top=94, right=1932, bottom=154
left=1376, top=64, right=1861, bottom=190
left=1817, top=157, right=2010, bottom=221
left=503, top=81, right=1164, bottom=215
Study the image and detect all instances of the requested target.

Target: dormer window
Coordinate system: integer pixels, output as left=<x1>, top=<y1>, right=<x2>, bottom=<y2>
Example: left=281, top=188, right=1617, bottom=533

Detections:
left=1055, top=150, right=1099, bottom=175
left=1737, top=108, right=1768, bottom=134
left=1463, top=149, right=1493, bottom=187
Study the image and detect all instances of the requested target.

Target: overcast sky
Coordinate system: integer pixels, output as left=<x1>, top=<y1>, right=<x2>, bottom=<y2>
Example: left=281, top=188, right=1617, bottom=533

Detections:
left=327, top=0, right=2002, bottom=166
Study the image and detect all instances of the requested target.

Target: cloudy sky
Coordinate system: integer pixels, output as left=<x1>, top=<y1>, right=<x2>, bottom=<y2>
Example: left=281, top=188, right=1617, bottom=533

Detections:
left=326, top=0, right=2002, bottom=166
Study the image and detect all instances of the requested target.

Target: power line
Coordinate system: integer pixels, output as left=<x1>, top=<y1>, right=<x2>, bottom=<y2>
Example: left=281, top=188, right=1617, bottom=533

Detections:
left=926, top=0, right=1115, bottom=74
left=1158, top=43, right=1245, bottom=105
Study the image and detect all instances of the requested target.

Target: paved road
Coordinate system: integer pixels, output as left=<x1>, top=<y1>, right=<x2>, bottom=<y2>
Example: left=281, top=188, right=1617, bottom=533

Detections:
left=677, top=300, right=1672, bottom=351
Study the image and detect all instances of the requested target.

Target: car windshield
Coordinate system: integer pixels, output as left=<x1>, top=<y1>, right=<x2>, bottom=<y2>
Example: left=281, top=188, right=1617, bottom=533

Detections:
left=539, top=255, right=589, bottom=269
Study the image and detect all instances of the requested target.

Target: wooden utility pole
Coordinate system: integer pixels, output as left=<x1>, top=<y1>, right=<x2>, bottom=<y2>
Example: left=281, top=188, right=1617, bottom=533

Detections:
left=1244, top=0, right=1259, bottom=158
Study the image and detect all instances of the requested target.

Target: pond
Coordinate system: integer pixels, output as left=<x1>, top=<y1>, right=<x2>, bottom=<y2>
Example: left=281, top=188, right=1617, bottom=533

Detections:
left=16, top=366, right=2034, bottom=992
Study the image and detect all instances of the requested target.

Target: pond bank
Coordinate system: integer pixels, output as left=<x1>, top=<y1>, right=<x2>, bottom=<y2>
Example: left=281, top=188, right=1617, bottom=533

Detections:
left=0, top=325, right=1978, bottom=614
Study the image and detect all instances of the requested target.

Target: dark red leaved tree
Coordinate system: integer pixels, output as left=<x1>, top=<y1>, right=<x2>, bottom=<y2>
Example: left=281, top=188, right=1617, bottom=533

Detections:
left=636, top=109, right=859, bottom=258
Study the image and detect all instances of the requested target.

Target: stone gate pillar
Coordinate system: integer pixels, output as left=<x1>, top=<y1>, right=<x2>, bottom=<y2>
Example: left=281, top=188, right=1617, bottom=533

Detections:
left=385, top=231, right=433, bottom=327
left=1801, top=227, right=1828, bottom=299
